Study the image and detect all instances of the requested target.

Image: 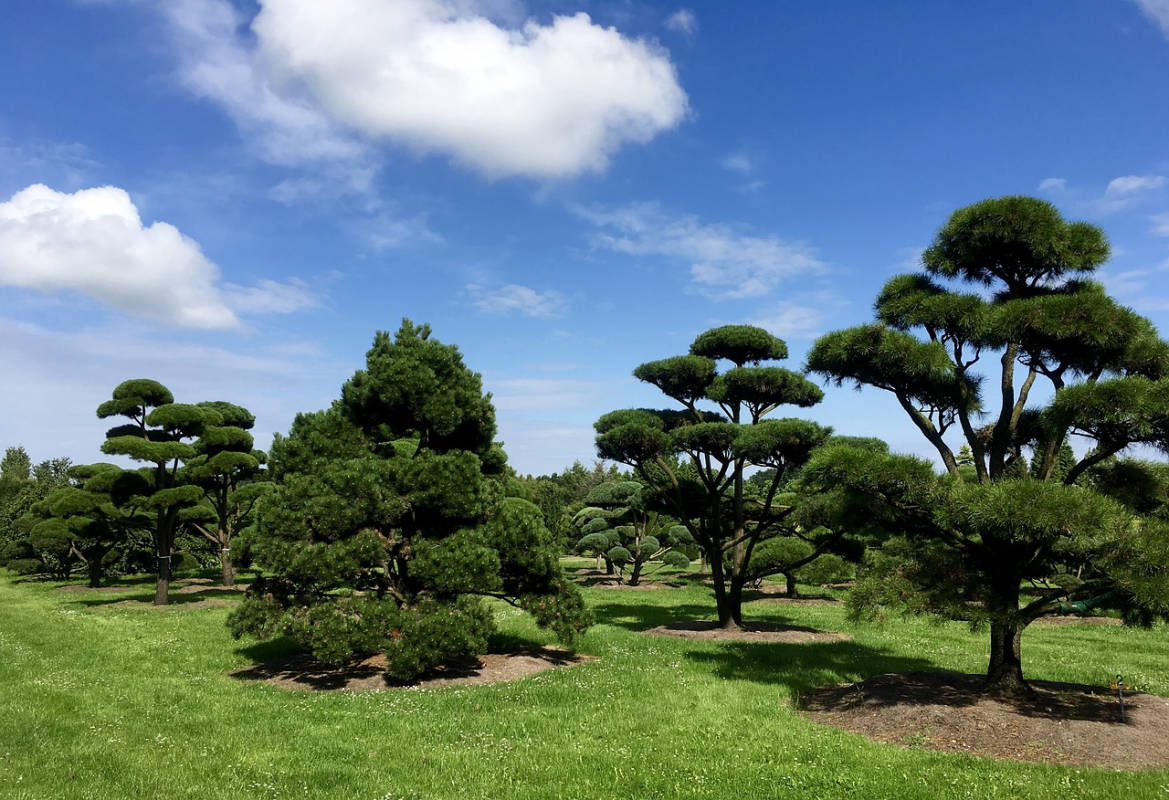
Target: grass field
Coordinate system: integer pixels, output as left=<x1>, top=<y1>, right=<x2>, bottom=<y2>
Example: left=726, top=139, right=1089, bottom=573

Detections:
left=2, top=567, right=1168, bottom=800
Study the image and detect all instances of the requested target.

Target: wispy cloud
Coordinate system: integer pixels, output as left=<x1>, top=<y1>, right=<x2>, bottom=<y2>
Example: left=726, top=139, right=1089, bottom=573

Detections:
left=1133, top=0, right=1169, bottom=38
left=465, top=283, right=568, bottom=318
left=720, top=152, right=754, bottom=174
left=1151, top=211, right=1169, bottom=236
left=1037, top=172, right=1167, bottom=215
left=665, top=9, right=697, bottom=37
left=578, top=203, right=824, bottom=300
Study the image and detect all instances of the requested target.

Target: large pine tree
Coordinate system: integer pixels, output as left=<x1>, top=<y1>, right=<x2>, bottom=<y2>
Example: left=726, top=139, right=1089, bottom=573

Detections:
left=805, top=196, right=1169, bottom=695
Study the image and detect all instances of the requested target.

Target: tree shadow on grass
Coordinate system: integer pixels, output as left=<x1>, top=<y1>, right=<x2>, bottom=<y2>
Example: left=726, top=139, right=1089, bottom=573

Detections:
left=684, top=639, right=940, bottom=696
left=67, top=588, right=243, bottom=608
left=589, top=601, right=718, bottom=631
left=798, top=671, right=1138, bottom=722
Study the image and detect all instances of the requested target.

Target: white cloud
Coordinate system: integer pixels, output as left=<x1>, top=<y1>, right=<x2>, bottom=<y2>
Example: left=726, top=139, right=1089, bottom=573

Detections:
left=1037, top=177, right=1066, bottom=192
left=1134, top=0, right=1169, bottom=37
left=0, top=184, right=314, bottom=329
left=156, top=0, right=375, bottom=190
left=578, top=203, right=825, bottom=300
left=1105, top=174, right=1166, bottom=199
left=749, top=302, right=830, bottom=340
left=720, top=152, right=754, bottom=174
left=224, top=279, right=317, bottom=314
left=1151, top=211, right=1169, bottom=236
left=665, top=9, right=697, bottom=36
left=143, top=0, right=688, bottom=180
left=466, top=283, right=568, bottom=317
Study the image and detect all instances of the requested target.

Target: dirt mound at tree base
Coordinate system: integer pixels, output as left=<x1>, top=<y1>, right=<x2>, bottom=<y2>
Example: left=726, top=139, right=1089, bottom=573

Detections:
left=799, top=671, right=1169, bottom=770
left=643, top=619, right=849, bottom=643
left=233, top=646, right=592, bottom=691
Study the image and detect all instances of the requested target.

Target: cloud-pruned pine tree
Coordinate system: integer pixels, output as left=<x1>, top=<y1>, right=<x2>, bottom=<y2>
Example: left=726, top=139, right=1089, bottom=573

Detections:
left=804, top=196, right=1169, bottom=696
left=595, top=324, right=831, bottom=627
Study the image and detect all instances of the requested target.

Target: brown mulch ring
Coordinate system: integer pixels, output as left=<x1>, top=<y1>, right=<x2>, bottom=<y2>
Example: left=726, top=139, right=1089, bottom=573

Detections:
left=106, top=597, right=239, bottom=610
left=1032, top=615, right=1123, bottom=627
left=174, top=582, right=248, bottom=594
left=799, top=671, right=1169, bottom=770
left=232, top=646, right=592, bottom=692
left=643, top=619, right=849, bottom=644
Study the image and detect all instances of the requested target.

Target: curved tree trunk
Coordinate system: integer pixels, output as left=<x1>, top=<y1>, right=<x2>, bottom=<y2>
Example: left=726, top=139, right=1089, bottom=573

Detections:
left=785, top=571, right=798, bottom=598
left=628, top=560, right=643, bottom=587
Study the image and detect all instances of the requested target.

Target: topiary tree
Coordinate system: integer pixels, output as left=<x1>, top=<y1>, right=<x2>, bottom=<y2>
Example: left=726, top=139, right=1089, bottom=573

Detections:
left=22, top=464, right=150, bottom=587
left=595, top=325, right=831, bottom=627
left=182, top=402, right=270, bottom=587
left=228, top=321, right=591, bottom=682
left=805, top=196, right=1169, bottom=696
left=571, top=506, right=619, bottom=573
left=98, top=379, right=215, bottom=605
left=571, top=481, right=691, bottom=585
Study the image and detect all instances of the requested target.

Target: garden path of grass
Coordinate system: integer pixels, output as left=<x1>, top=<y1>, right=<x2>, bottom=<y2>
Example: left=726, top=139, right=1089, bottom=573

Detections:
left=1, top=571, right=1168, bottom=799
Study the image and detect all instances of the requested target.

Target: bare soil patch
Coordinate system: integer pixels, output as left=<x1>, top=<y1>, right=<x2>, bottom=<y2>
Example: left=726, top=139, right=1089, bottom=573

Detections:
left=233, top=645, right=591, bottom=691
left=643, top=619, right=849, bottom=644
left=799, top=671, right=1169, bottom=770
left=106, top=597, right=239, bottom=610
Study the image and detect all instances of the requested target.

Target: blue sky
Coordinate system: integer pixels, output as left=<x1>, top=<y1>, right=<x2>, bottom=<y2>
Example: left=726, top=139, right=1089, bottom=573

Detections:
left=2, top=0, right=1169, bottom=474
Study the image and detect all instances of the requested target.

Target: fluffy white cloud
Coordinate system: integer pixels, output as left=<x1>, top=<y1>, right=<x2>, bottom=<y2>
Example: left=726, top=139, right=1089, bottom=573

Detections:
left=579, top=203, right=824, bottom=299
left=1134, top=0, right=1169, bottom=37
left=1037, top=177, right=1066, bottom=192
left=158, top=0, right=374, bottom=188
left=247, top=0, right=688, bottom=177
left=141, top=0, right=688, bottom=180
left=0, top=184, right=313, bottom=328
left=466, top=283, right=567, bottom=317
left=665, top=9, right=697, bottom=36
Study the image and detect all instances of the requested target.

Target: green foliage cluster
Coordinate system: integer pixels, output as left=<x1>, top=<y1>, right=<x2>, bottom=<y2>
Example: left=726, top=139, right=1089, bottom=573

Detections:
left=805, top=196, right=1169, bottom=695
left=229, top=321, right=590, bottom=681
left=595, top=324, right=843, bottom=626
left=571, top=480, right=691, bottom=585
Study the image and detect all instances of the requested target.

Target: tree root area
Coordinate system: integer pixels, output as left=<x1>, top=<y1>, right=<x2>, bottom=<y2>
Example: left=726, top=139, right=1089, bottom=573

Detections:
left=232, top=646, right=592, bottom=692
left=799, top=671, right=1169, bottom=770
left=643, top=620, right=849, bottom=643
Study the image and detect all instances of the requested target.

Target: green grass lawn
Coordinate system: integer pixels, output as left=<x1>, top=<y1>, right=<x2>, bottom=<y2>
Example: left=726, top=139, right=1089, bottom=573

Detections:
left=2, top=569, right=1168, bottom=800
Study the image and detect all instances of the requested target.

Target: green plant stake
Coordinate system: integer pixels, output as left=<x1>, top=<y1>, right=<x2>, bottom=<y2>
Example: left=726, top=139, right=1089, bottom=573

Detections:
left=1110, top=673, right=1127, bottom=722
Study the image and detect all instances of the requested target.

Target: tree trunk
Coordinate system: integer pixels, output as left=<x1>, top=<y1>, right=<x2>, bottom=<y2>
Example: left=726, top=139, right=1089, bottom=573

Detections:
left=604, top=557, right=614, bottom=575
left=709, top=549, right=738, bottom=629
left=154, top=553, right=170, bottom=606
left=722, top=576, right=744, bottom=629
left=219, top=547, right=234, bottom=588
left=628, top=560, right=643, bottom=587
left=985, top=617, right=1030, bottom=697
left=87, top=557, right=102, bottom=589
left=785, top=572, right=798, bottom=598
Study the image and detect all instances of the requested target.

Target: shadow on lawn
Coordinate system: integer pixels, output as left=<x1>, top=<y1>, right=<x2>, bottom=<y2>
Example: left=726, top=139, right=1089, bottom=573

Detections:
left=67, top=587, right=244, bottom=607
left=590, top=601, right=718, bottom=631
left=685, top=640, right=939, bottom=695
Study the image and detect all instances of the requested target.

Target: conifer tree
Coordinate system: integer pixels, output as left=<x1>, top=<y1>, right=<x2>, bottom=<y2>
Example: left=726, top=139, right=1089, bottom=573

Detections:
left=805, top=196, right=1169, bottom=695
left=595, top=325, right=831, bottom=627
left=183, top=402, right=270, bottom=587
left=98, top=380, right=213, bottom=604
left=229, top=321, right=590, bottom=681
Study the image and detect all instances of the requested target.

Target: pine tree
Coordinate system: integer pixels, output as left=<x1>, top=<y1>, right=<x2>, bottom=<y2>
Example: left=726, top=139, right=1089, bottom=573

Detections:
left=229, top=321, right=590, bottom=681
